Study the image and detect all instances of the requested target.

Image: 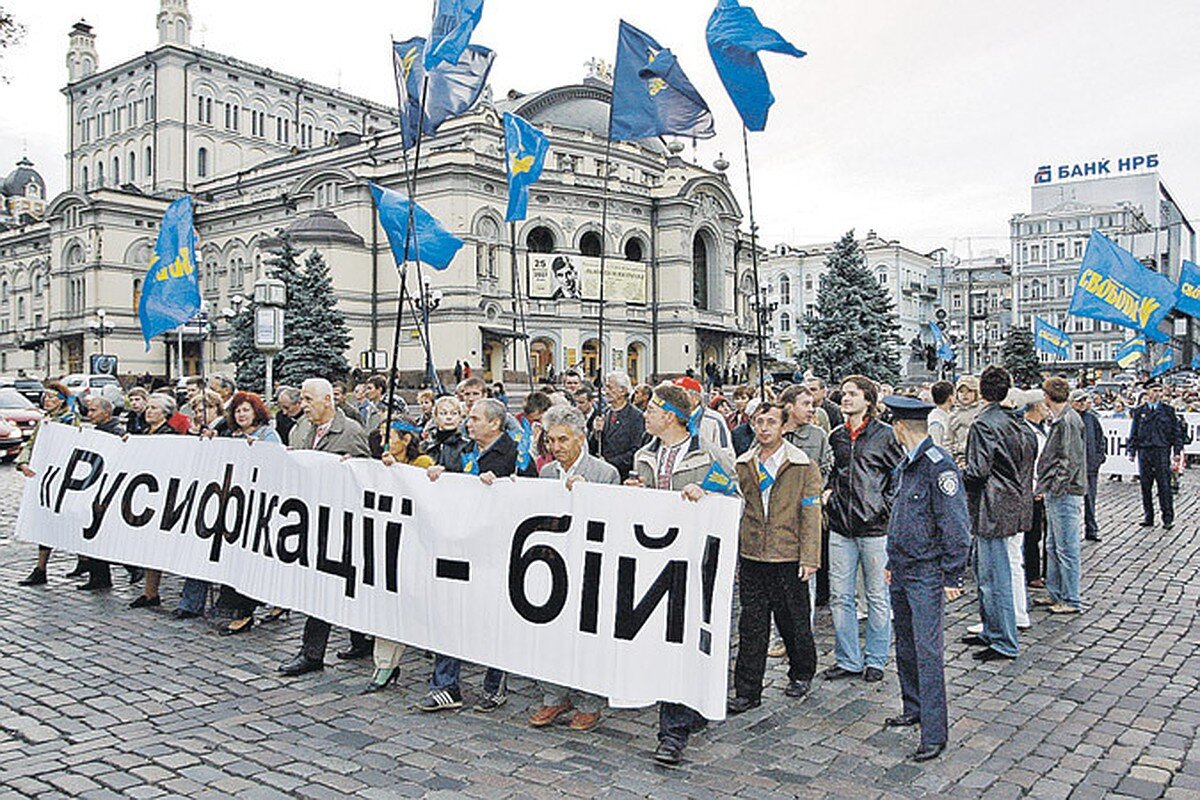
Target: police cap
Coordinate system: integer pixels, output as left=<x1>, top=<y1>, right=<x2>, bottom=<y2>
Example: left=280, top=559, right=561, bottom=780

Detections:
left=882, top=394, right=934, bottom=421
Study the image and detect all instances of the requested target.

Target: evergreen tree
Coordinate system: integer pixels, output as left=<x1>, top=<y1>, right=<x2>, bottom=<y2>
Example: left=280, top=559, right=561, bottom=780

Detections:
left=226, top=230, right=305, bottom=393
left=227, top=302, right=265, bottom=393
left=1002, top=326, right=1043, bottom=388
left=800, top=229, right=902, bottom=384
left=278, top=248, right=351, bottom=387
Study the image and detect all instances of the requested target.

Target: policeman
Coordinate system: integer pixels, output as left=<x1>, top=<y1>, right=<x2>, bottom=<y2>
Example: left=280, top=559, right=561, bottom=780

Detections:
left=881, top=395, right=970, bottom=763
left=1127, top=381, right=1185, bottom=529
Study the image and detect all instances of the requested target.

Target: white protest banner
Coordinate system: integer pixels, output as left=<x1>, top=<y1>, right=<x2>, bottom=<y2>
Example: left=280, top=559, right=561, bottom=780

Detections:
left=15, top=424, right=741, bottom=719
left=1098, top=417, right=1137, bottom=477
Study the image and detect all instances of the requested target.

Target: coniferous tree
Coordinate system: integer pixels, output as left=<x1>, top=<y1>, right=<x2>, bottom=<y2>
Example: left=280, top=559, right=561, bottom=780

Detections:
left=800, top=230, right=902, bottom=384
left=278, top=248, right=351, bottom=387
left=226, top=230, right=305, bottom=393
left=1002, top=326, right=1043, bottom=388
left=227, top=301, right=264, bottom=393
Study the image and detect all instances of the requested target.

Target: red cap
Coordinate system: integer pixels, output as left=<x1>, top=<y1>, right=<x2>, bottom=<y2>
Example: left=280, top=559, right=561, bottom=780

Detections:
left=673, top=376, right=703, bottom=393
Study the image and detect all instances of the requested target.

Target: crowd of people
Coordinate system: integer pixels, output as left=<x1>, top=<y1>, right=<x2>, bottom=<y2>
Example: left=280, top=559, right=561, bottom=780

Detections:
left=10, top=362, right=1190, bottom=766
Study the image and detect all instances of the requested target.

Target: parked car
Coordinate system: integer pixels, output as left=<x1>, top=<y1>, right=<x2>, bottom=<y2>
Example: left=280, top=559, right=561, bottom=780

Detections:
left=60, top=373, right=124, bottom=412
left=0, top=417, right=23, bottom=460
left=0, top=375, right=43, bottom=403
left=0, top=388, right=43, bottom=441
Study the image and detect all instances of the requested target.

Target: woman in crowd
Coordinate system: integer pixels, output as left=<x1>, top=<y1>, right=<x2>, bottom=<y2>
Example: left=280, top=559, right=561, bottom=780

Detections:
left=16, top=381, right=81, bottom=587
left=425, top=395, right=469, bottom=468
left=415, top=389, right=435, bottom=429
left=363, top=418, right=434, bottom=693
left=130, top=393, right=180, bottom=608
left=219, top=392, right=284, bottom=635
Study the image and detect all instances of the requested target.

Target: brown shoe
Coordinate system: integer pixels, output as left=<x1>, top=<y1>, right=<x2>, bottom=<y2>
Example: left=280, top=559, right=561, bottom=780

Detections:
left=1027, top=579, right=1045, bottom=589
left=568, top=711, right=601, bottom=731
left=767, top=639, right=786, bottom=658
left=528, top=702, right=572, bottom=727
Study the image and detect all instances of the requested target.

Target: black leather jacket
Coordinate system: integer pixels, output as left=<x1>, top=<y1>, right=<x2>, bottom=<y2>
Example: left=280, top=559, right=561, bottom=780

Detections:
left=963, top=403, right=1036, bottom=538
left=827, top=417, right=904, bottom=538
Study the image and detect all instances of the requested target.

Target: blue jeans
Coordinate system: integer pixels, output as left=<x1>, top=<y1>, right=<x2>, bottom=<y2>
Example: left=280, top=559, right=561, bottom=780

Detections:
left=974, top=536, right=1018, bottom=657
left=431, top=654, right=505, bottom=695
left=1044, top=494, right=1083, bottom=608
left=178, top=579, right=209, bottom=615
left=829, top=532, right=891, bottom=671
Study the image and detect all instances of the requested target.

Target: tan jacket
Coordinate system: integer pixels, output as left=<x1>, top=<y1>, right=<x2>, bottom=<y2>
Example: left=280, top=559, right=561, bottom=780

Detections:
left=735, top=440, right=823, bottom=566
left=288, top=409, right=370, bottom=457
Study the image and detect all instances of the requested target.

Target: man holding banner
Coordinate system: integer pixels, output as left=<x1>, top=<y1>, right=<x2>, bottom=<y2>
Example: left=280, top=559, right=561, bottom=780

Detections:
left=1127, top=381, right=1184, bottom=529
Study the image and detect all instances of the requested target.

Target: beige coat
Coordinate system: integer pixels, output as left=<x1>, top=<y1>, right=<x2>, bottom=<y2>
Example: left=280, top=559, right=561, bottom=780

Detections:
left=735, top=441, right=823, bottom=566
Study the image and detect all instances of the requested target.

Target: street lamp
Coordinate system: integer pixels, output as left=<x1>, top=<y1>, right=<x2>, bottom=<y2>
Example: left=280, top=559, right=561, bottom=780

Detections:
left=253, top=278, right=286, bottom=398
left=88, top=308, right=114, bottom=355
left=413, top=285, right=443, bottom=387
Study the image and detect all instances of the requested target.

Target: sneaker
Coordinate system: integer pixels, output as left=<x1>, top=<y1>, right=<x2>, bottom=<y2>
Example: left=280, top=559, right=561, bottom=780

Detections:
left=473, top=690, right=508, bottom=713
left=416, top=688, right=463, bottom=712
left=1048, top=603, right=1080, bottom=615
left=767, top=639, right=786, bottom=658
left=1032, top=596, right=1055, bottom=607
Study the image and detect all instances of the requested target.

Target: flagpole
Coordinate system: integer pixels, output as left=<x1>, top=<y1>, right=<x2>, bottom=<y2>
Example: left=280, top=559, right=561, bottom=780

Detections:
left=510, top=222, right=535, bottom=393
left=597, top=95, right=616, bottom=384
left=741, top=125, right=766, bottom=398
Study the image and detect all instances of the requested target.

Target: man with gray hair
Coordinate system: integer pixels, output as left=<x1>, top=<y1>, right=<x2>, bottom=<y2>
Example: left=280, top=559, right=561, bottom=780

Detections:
left=279, top=377, right=373, bottom=678
left=527, top=404, right=617, bottom=732
left=419, top=396, right=531, bottom=712
left=274, top=385, right=303, bottom=445
left=594, top=370, right=645, bottom=481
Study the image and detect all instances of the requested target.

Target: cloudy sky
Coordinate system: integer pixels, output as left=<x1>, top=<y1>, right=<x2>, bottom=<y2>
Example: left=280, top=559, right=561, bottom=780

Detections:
left=2, top=0, right=1198, bottom=257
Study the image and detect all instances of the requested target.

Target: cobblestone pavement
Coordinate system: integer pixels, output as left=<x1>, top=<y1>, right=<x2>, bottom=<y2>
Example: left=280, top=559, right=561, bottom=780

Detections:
left=0, top=462, right=1197, bottom=799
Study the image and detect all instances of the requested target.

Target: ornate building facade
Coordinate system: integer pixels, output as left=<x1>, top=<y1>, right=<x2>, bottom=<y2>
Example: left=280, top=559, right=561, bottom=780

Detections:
left=0, top=1, right=747, bottom=385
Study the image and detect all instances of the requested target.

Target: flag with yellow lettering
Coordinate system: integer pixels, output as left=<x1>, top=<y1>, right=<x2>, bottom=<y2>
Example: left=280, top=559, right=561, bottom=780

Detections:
left=1175, top=259, right=1200, bottom=319
left=138, top=195, right=200, bottom=349
left=503, top=112, right=549, bottom=223
left=1069, top=230, right=1175, bottom=340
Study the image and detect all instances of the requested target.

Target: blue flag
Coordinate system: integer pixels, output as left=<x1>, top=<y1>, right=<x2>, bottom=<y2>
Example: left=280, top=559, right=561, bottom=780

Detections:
left=425, top=0, right=485, bottom=70
left=699, top=461, right=738, bottom=496
left=138, top=196, right=201, bottom=349
left=1192, top=353, right=1200, bottom=370
left=1114, top=335, right=1147, bottom=369
left=1070, top=230, right=1176, bottom=339
left=1175, top=259, right=1200, bottom=319
left=370, top=183, right=463, bottom=270
left=503, top=112, right=549, bottom=223
left=1033, top=317, right=1071, bottom=359
left=393, top=38, right=495, bottom=150
left=1151, top=348, right=1174, bottom=378
left=756, top=461, right=775, bottom=493
left=461, top=448, right=480, bottom=475
left=928, top=321, right=954, bottom=363
left=705, top=0, right=805, bottom=132
left=610, top=21, right=715, bottom=142
left=687, top=405, right=703, bottom=438
left=511, top=415, right=533, bottom=471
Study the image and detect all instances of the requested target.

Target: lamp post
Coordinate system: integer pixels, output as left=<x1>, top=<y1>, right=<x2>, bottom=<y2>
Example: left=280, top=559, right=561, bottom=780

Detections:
left=742, top=282, right=777, bottom=387
left=413, top=285, right=442, bottom=388
left=88, top=308, right=113, bottom=356
left=253, top=278, right=286, bottom=399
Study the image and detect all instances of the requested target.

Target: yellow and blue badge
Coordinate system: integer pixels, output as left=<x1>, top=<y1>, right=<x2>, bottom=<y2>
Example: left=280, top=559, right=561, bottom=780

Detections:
left=757, top=461, right=775, bottom=493
left=461, top=449, right=479, bottom=475
left=700, top=461, right=738, bottom=496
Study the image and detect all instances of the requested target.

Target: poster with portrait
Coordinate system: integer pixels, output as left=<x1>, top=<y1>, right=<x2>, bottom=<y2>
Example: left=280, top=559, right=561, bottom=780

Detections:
left=528, top=253, right=647, bottom=305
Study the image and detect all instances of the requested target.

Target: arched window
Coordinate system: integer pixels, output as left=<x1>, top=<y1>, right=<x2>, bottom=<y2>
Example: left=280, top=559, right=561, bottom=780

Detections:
left=579, top=231, right=602, bottom=257
left=112, top=157, right=120, bottom=184
left=81, top=165, right=89, bottom=188
left=145, top=146, right=153, bottom=177
left=0, top=280, right=9, bottom=303
left=526, top=226, right=555, bottom=254
left=779, top=312, right=791, bottom=333
left=197, top=147, right=209, bottom=178
left=96, top=161, right=104, bottom=186
left=128, top=151, right=136, bottom=182
left=692, top=232, right=709, bottom=309
left=33, top=273, right=44, bottom=296
left=624, top=238, right=644, bottom=262
left=779, top=275, right=791, bottom=305
left=475, top=217, right=500, bottom=278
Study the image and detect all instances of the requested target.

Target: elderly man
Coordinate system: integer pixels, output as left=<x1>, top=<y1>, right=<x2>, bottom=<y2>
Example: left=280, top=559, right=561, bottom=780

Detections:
left=1070, top=389, right=1107, bottom=541
left=594, top=371, right=645, bottom=480
left=961, top=367, right=1035, bottom=662
left=419, top=398, right=530, bottom=713
left=527, top=404, right=618, bottom=732
left=629, top=383, right=736, bottom=766
left=274, top=386, right=303, bottom=444
left=278, top=378, right=373, bottom=678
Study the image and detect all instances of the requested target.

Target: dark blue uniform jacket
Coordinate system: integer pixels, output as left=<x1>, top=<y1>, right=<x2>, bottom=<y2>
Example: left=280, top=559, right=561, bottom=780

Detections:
left=886, top=437, right=971, bottom=588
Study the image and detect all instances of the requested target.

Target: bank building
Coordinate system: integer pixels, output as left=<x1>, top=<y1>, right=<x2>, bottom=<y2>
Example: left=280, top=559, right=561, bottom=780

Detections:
left=0, top=0, right=754, bottom=387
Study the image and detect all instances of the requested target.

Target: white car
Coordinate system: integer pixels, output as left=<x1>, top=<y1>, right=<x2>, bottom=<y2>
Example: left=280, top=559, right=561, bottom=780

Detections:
left=60, top=374, right=124, bottom=411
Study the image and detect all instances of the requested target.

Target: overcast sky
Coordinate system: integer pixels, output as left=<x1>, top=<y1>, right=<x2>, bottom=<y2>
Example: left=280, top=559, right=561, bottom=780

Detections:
left=2, top=0, right=1198, bottom=257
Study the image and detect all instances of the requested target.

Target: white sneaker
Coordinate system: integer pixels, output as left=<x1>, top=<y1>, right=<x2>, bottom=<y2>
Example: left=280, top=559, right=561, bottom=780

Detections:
left=967, top=623, right=983, bottom=635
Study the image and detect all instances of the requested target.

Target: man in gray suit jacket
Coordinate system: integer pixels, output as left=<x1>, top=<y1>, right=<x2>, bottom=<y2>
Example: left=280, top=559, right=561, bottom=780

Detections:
left=279, top=378, right=373, bottom=677
left=527, top=404, right=617, bottom=733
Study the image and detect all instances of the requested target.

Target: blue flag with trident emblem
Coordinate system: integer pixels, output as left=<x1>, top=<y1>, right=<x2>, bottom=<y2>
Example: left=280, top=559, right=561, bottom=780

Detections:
left=610, top=21, right=715, bottom=142
left=138, top=195, right=201, bottom=349
left=503, top=112, right=549, bottom=223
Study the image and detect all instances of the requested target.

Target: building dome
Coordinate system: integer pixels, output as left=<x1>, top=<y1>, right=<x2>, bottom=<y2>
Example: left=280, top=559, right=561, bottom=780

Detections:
left=2, top=158, right=46, bottom=199
left=283, top=209, right=364, bottom=247
left=501, top=82, right=667, bottom=156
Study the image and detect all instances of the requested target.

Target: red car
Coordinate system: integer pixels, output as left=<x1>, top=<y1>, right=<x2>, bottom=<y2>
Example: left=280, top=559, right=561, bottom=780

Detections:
left=0, top=417, right=22, bottom=461
left=0, top=388, right=44, bottom=442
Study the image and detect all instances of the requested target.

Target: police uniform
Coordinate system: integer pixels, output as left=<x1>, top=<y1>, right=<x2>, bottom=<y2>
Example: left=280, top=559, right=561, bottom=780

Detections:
left=882, top=396, right=970, bottom=761
left=1127, top=383, right=1185, bottom=527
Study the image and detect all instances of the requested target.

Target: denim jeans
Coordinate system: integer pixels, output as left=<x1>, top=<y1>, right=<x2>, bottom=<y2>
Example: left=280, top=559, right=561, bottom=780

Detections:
left=431, top=654, right=505, bottom=695
left=1044, top=494, right=1083, bottom=608
left=177, top=578, right=209, bottom=615
left=829, top=532, right=891, bottom=671
left=975, top=536, right=1018, bottom=657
